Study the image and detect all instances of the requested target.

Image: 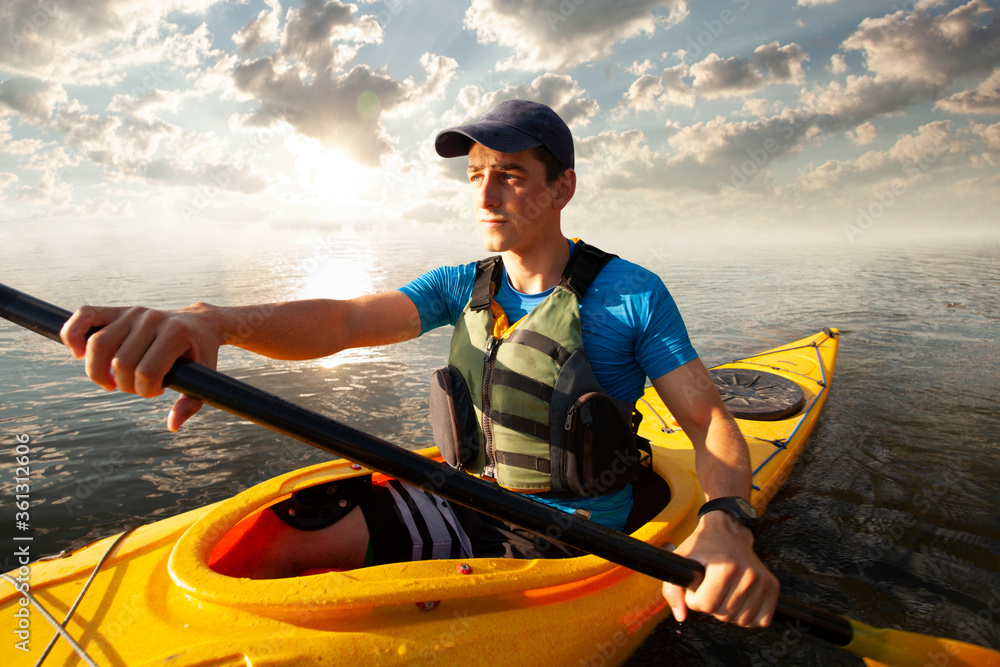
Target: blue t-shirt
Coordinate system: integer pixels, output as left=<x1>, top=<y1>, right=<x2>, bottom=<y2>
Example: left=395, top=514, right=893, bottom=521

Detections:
left=399, top=242, right=698, bottom=529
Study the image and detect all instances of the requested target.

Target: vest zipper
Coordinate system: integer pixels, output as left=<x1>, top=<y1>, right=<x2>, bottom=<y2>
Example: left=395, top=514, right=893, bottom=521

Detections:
left=482, top=334, right=501, bottom=478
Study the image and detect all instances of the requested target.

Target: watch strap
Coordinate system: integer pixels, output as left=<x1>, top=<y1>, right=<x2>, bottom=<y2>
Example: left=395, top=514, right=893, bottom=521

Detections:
left=698, top=496, right=758, bottom=532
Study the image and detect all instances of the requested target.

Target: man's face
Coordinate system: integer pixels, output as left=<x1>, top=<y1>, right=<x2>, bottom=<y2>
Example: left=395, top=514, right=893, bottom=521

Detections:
left=467, top=143, right=570, bottom=254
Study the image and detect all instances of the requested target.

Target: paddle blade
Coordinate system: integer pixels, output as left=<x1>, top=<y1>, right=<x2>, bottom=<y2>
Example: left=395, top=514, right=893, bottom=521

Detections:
left=848, top=619, right=1000, bottom=667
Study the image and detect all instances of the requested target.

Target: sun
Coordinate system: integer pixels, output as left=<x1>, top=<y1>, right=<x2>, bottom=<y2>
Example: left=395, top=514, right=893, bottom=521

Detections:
left=286, top=135, right=375, bottom=201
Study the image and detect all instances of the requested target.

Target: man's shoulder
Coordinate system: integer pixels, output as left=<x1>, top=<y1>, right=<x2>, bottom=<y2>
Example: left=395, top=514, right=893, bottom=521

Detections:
left=591, top=253, right=665, bottom=295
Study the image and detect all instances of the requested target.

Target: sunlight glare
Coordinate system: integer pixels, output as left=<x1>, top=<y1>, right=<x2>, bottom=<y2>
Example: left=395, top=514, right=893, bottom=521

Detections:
left=287, top=135, right=374, bottom=201
left=295, top=230, right=386, bottom=369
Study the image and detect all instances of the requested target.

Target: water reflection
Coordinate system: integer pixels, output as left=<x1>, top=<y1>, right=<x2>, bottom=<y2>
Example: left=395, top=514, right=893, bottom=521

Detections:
left=2, top=223, right=998, bottom=663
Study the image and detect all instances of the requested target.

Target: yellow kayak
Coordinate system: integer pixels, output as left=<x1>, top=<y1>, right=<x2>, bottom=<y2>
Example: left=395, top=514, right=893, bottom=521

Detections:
left=1, top=329, right=840, bottom=666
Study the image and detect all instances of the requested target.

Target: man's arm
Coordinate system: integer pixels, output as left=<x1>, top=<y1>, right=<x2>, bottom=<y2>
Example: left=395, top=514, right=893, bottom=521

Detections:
left=651, top=358, right=780, bottom=628
left=60, top=291, right=422, bottom=431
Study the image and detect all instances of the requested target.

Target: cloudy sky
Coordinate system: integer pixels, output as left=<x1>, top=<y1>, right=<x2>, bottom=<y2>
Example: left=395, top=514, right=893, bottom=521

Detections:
left=1, top=0, right=998, bottom=242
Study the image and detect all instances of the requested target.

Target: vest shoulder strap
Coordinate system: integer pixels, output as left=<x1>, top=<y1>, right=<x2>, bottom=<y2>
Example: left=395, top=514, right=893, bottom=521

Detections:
left=559, top=241, right=616, bottom=298
left=469, top=255, right=503, bottom=312
left=468, top=241, right=615, bottom=309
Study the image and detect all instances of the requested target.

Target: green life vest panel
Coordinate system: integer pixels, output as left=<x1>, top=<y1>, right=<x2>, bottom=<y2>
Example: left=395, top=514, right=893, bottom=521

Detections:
left=429, top=242, right=645, bottom=497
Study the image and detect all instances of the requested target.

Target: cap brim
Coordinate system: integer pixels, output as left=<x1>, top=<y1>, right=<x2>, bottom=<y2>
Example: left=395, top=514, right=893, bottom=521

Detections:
left=435, top=120, right=543, bottom=159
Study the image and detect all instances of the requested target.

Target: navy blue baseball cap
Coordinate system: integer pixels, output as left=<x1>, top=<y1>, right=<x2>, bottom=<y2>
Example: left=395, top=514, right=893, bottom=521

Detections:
left=435, top=100, right=574, bottom=170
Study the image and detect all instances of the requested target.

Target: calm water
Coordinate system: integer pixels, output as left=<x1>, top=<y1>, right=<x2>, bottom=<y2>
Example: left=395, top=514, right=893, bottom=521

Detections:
left=1, top=220, right=998, bottom=665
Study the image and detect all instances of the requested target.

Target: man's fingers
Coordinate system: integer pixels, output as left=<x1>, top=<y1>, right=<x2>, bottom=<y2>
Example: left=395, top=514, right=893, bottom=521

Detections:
left=686, top=561, right=780, bottom=628
left=60, top=305, right=120, bottom=360
left=110, top=319, right=162, bottom=395
left=168, top=395, right=204, bottom=432
left=661, top=581, right=688, bottom=623
left=60, top=303, right=221, bottom=432
left=740, top=570, right=780, bottom=628
left=685, top=561, right=738, bottom=621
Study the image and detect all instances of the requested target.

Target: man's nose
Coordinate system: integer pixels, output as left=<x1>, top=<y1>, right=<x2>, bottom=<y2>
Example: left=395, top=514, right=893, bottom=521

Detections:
left=477, top=172, right=501, bottom=209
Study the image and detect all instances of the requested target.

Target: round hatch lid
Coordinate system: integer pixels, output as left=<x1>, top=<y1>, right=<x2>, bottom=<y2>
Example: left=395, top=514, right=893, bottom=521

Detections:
left=709, top=368, right=805, bottom=421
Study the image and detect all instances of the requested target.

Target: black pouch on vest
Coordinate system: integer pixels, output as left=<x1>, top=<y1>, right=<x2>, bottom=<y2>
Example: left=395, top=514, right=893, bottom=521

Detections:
left=430, top=365, right=479, bottom=469
left=561, top=392, right=642, bottom=497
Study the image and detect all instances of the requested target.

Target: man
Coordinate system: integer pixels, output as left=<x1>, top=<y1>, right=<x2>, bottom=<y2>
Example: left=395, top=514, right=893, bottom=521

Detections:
left=60, top=100, right=778, bottom=628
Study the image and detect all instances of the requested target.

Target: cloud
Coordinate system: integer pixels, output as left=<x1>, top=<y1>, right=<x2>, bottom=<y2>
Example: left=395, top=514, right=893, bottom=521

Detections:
left=0, top=0, right=222, bottom=84
left=583, top=4, right=999, bottom=204
left=843, top=1, right=999, bottom=86
left=936, top=69, right=1000, bottom=114
left=846, top=122, right=879, bottom=145
left=970, top=121, right=1000, bottom=167
left=279, top=0, right=383, bottom=72
left=753, top=42, right=808, bottom=83
left=234, top=53, right=457, bottom=166
left=688, top=42, right=807, bottom=98
left=15, top=154, right=73, bottom=204
left=620, top=65, right=696, bottom=110
left=800, top=74, right=940, bottom=128
left=107, top=89, right=185, bottom=120
left=796, top=121, right=969, bottom=192
left=112, top=157, right=272, bottom=193
left=576, top=128, right=648, bottom=165
left=230, top=1, right=456, bottom=166
left=0, top=172, right=18, bottom=189
left=448, top=74, right=600, bottom=127
left=463, top=0, right=688, bottom=72
left=828, top=53, right=848, bottom=74
left=588, top=108, right=819, bottom=195
left=8, top=84, right=274, bottom=196
left=798, top=0, right=1000, bottom=126
left=797, top=2, right=1000, bottom=134
left=617, top=42, right=806, bottom=110
left=233, top=0, right=283, bottom=55
left=0, top=77, right=67, bottom=123
left=690, top=55, right=764, bottom=98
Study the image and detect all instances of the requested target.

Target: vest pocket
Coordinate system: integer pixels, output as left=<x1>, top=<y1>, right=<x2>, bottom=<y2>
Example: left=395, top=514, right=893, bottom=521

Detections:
left=561, top=392, right=641, bottom=497
left=430, top=365, right=479, bottom=470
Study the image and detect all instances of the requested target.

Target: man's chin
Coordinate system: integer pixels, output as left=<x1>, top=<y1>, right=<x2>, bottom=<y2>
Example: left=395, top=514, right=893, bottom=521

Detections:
left=478, top=230, right=506, bottom=253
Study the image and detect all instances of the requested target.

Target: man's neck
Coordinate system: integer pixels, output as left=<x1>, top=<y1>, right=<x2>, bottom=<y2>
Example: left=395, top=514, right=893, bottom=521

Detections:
left=502, top=236, right=572, bottom=294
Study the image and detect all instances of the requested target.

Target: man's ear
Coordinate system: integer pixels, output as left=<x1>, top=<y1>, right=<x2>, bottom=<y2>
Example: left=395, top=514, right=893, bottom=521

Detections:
left=552, top=168, right=576, bottom=211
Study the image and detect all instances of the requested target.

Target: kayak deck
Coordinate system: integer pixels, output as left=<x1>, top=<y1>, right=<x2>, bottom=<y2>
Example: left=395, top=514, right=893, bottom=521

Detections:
left=2, top=329, right=839, bottom=666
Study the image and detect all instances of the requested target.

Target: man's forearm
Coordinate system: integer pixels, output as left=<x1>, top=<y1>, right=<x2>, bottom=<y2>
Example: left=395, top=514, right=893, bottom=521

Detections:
left=210, top=299, right=348, bottom=361
left=209, top=291, right=422, bottom=361
left=690, top=411, right=753, bottom=501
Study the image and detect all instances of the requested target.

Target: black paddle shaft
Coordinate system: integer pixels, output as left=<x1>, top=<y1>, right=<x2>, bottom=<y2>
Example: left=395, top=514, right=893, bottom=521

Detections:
left=0, top=283, right=854, bottom=646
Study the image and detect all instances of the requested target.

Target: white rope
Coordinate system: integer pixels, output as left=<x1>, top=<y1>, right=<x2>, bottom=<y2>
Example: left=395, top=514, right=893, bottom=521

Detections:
left=2, top=573, right=99, bottom=667
left=3, top=527, right=133, bottom=667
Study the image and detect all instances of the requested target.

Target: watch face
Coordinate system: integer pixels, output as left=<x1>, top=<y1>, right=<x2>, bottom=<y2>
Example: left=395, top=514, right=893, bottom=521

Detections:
left=735, top=497, right=758, bottom=519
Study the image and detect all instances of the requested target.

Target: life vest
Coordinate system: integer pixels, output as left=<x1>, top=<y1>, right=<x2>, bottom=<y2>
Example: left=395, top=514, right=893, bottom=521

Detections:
left=430, top=241, right=646, bottom=497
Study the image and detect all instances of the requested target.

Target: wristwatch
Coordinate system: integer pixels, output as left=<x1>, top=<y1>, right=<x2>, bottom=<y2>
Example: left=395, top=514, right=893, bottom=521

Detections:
left=698, top=497, right=759, bottom=533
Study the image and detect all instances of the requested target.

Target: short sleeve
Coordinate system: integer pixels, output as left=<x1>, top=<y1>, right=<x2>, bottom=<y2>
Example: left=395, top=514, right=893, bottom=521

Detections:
left=634, top=278, right=699, bottom=381
left=398, top=263, right=477, bottom=334
left=579, top=257, right=698, bottom=401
